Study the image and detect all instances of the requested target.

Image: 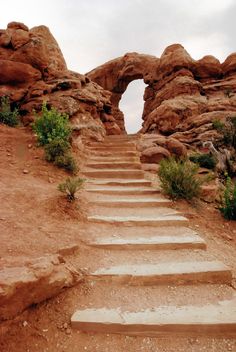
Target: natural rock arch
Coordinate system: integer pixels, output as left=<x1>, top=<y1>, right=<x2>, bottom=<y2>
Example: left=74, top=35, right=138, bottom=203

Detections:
left=87, top=44, right=236, bottom=144
left=87, top=52, right=159, bottom=133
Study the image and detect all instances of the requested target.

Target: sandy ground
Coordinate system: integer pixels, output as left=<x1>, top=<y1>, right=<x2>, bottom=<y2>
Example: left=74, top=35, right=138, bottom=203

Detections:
left=0, top=125, right=236, bottom=352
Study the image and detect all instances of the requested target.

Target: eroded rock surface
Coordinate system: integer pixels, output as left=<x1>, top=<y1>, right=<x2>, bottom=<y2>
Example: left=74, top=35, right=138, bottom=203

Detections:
left=0, top=255, right=82, bottom=320
left=0, top=22, right=116, bottom=140
left=88, top=45, right=236, bottom=148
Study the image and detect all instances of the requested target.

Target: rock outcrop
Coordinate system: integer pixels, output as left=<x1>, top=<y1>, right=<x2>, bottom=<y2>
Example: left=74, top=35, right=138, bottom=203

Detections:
left=0, top=254, right=82, bottom=320
left=1, top=21, right=236, bottom=150
left=0, top=22, right=116, bottom=139
left=88, top=45, right=236, bottom=148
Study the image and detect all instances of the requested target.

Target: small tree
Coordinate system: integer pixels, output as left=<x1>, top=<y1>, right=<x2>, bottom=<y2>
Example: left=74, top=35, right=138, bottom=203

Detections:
left=0, top=96, right=19, bottom=127
left=58, top=177, right=84, bottom=201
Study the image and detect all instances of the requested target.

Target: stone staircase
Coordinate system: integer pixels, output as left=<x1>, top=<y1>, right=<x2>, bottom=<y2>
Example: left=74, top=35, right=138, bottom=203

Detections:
left=71, top=134, right=236, bottom=337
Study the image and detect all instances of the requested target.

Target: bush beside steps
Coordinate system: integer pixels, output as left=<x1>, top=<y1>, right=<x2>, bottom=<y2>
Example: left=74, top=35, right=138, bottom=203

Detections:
left=33, top=103, right=78, bottom=174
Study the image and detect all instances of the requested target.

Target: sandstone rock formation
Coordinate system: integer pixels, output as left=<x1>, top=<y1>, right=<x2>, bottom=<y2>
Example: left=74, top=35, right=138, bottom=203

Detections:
left=88, top=45, right=236, bottom=149
left=0, top=22, right=116, bottom=140
left=1, top=21, right=236, bottom=152
left=0, top=254, right=82, bottom=320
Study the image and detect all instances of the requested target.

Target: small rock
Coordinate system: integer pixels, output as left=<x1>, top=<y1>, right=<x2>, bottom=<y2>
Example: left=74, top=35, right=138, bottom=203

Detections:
left=23, top=169, right=29, bottom=174
left=28, top=144, right=32, bottom=148
left=22, top=321, right=28, bottom=327
left=7, top=153, right=11, bottom=156
left=63, top=322, right=68, bottom=329
left=65, top=328, right=71, bottom=335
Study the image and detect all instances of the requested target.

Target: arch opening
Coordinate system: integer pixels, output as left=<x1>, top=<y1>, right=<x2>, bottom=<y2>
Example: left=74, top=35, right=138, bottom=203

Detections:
left=119, top=79, right=147, bottom=134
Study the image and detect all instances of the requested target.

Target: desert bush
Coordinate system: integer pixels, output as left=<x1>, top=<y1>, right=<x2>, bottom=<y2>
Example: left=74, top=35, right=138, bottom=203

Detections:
left=158, top=157, right=202, bottom=200
left=189, top=153, right=217, bottom=170
left=33, top=102, right=71, bottom=146
left=58, top=177, right=84, bottom=201
left=54, top=153, right=78, bottom=174
left=212, top=118, right=224, bottom=132
left=44, top=138, right=70, bottom=162
left=213, top=116, right=236, bottom=149
left=223, top=116, right=236, bottom=148
left=0, top=96, right=19, bottom=127
left=219, top=177, right=236, bottom=220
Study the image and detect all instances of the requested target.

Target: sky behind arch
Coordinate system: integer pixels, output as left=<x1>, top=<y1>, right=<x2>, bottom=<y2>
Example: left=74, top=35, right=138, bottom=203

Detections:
left=1, top=0, right=236, bottom=132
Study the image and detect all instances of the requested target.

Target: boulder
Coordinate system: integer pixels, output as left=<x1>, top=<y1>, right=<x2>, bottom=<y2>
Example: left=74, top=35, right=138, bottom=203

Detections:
left=0, top=255, right=82, bottom=320
left=7, top=22, right=29, bottom=31
left=140, top=146, right=170, bottom=163
left=0, top=59, right=41, bottom=84
left=11, top=29, right=30, bottom=49
left=166, top=138, right=187, bottom=158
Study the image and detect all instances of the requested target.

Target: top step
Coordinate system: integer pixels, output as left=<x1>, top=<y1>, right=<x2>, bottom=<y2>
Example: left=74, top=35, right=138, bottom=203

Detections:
left=88, top=142, right=137, bottom=148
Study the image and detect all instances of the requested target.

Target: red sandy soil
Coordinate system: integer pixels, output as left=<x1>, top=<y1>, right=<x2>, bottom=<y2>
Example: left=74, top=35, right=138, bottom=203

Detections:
left=0, top=124, right=236, bottom=352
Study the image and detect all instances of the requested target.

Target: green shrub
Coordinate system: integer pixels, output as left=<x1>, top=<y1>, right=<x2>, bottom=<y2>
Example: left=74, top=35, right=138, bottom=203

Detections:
left=44, top=138, right=70, bottom=162
left=33, top=102, right=71, bottom=146
left=224, top=117, right=236, bottom=148
left=158, top=158, right=202, bottom=200
left=0, top=96, right=19, bottom=127
left=54, top=153, right=78, bottom=174
left=212, top=118, right=224, bottom=132
left=219, top=177, right=236, bottom=220
left=213, top=116, right=236, bottom=149
left=189, top=153, right=217, bottom=170
left=58, top=177, right=84, bottom=201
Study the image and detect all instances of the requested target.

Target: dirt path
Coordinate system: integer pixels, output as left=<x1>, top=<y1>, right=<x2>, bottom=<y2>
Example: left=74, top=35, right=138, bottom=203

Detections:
left=1, top=129, right=236, bottom=351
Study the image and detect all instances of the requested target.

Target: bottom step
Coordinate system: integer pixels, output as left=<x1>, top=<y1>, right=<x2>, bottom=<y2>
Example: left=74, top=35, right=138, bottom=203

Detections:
left=71, top=300, right=236, bottom=336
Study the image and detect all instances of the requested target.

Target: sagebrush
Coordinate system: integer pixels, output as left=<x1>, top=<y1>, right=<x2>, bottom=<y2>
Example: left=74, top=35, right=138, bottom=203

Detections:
left=44, top=138, right=70, bottom=162
left=219, top=177, right=236, bottom=220
left=54, top=154, right=78, bottom=174
left=0, top=96, right=19, bottom=127
left=158, top=158, right=203, bottom=200
left=58, top=177, right=84, bottom=201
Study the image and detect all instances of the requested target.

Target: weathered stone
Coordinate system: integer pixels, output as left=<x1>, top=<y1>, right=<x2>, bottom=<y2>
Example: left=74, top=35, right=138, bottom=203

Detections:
left=166, top=138, right=187, bottom=158
left=0, top=59, right=41, bottom=84
left=0, top=255, right=82, bottom=320
left=11, top=29, right=30, bottom=49
left=7, top=22, right=29, bottom=31
left=140, top=146, right=170, bottom=163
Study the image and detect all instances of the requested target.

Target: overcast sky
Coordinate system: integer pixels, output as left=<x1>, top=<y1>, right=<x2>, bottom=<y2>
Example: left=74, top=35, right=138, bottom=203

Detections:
left=2, top=0, right=236, bottom=132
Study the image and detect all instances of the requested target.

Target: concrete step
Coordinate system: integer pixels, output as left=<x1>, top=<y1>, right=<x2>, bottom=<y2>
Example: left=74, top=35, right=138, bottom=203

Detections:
left=87, top=214, right=188, bottom=226
left=87, top=234, right=206, bottom=250
left=89, top=156, right=140, bottom=163
left=88, top=146, right=137, bottom=152
left=89, top=196, right=171, bottom=208
left=88, top=261, right=231, bottom=285
left=88, top=151, right=138, bottom=157
left=71, top=300, right=236, bottom=336
left=86, top=179, right=152, bottom=187
left=88, top=142, right=136, bottom=148
left=85, top=186, right=160, bottom=195
left=86, top=162, right=142, bottom=170
left=83, top=169, right=145, bottom=179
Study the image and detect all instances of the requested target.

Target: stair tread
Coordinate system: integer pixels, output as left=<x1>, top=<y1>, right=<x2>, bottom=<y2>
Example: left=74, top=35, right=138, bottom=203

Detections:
left=88, top=233, right=206, bottom=247
left=71, top=299, right=236, bottom=335
left=91, top=260, right=230, bottom=276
